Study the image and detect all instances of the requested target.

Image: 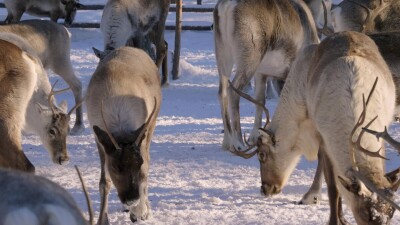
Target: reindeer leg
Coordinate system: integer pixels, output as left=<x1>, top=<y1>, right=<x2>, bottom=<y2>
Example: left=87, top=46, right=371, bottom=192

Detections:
left=96, top=143, right=111, bottom=225
left=299, top=150, right=323, bottom=204
left=249, top=73, right=267, bottom=144
left=230, top=67, right=258, bottom=150
left=215, top=35, right=234, bottom=150
left=321, top=149, right=342, bottom=225
left=51, top=59, right=84, bottom=135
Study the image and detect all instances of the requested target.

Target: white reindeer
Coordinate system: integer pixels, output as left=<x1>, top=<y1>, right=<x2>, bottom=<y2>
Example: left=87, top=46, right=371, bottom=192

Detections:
left=93, top=0, right=170, bottom=86
left=213, top=0, right=319, bottom=152
left=0, top=167, right=93, bottom=225
left=4, top=0, right=83, bottom=27
left=86, top=47, right=161, bottom=224
left=0, top=33, right=78, bottom=171
left=232, top=31, right=399, bottom=224
left=0, top=20, right=84, bottom=134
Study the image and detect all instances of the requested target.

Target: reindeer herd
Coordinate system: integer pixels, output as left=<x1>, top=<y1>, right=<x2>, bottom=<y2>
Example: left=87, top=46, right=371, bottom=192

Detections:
left=0, top=0, right=399, bottom=224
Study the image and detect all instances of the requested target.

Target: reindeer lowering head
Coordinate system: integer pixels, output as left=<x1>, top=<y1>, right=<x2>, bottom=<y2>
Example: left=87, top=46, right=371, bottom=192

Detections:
left=93, top=100, right=156, bottom=208
left=61, top=0, right=83, bottom=27
left=34, top=82, right=81, bottom=165
left=228, top=81, right=296, bottom=196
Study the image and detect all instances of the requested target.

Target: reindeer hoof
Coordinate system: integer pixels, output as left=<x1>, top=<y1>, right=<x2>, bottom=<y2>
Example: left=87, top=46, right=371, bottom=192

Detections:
left=70, top=124, right=85, bottom=135
left=298, top=195, right=320, bottom=205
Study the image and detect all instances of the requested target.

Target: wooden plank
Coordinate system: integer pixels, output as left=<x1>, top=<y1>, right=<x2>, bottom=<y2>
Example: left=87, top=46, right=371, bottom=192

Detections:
left=0, top=3, right=214, bottom=12
left=65, top=22, right=212, bottom=31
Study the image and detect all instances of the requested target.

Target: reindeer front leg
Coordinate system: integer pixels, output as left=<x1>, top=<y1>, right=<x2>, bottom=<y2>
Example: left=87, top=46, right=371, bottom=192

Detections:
left=321, top=149, right=349, bottom=225
left=249, top=73, right=267, bottom=144
left=97, top=143, right=111, bottom=225
left=299, top=150, right=323, bottom=204
left=230, top=66, right=257, bottom=150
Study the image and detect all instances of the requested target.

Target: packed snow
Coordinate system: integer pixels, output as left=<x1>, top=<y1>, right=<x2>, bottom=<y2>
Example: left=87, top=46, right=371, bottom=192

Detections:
left=0, top=0, right=399, bottom=224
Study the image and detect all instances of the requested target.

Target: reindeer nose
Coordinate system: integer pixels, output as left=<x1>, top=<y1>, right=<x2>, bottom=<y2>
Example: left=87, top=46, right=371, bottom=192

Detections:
left=261, top=184, right=281, bottom=196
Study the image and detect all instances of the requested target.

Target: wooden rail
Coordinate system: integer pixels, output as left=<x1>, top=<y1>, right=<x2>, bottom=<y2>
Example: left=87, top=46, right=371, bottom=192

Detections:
left=0, top=3, right=214, bottom=12
left=0, top=3, right=214, bottom=30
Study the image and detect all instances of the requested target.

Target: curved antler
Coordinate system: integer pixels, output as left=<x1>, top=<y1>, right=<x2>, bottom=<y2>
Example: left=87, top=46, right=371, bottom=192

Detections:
left=345, top=0, right=372, bottom=33
left=317, top=0, right=334, bottom=36
left=134, top=97, right=158, bottom=147
left=101, top=100, right=121, bottom=150
left=350, top=78, right=387, bottom=170
left=48, top=80, right=70, bottom=115
left=363, top=126, right=400, bottom=154
left=228, top=80, right=270, bottom=129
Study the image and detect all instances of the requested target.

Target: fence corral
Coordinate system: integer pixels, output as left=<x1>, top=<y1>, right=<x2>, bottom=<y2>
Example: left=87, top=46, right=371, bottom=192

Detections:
left=0, top=2, right=214, bottom=30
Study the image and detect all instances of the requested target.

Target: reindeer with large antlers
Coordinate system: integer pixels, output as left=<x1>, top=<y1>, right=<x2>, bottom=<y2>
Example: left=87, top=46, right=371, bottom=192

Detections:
left=231, top=31, right=399, bottom=224
left=86, top=46, right=161, bottom=224
left=0, top=33, right=79, bottom=171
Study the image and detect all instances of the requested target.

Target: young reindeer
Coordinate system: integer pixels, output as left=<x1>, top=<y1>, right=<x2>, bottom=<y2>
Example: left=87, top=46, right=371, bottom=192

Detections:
left=86, top=47, right=161, bottom=224
left=4, top=0, right=83, bottom=27
left=232, top=31, right=399, bottom=224
left=93, top=0, right=170, bottom=86
left=0, top=20, right=84, bottom=134
left=0, top=33, right=78, bottom=169
left=0, top=166, right=93, bottom=225
left=213, top=0, right=319, bottom=152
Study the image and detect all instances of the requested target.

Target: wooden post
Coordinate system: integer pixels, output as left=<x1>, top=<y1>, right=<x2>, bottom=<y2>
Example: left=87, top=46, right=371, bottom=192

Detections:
left=197, top=0, right=202, bottom=5
left=170, top=0, right=176, bottom=4
left=172, top=0, right=182, bottom=80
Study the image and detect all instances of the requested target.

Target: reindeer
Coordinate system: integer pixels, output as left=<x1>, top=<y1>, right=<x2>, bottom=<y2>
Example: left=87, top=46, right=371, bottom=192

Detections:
left=4, top=0, right=83, bottom=27
left=0, top=166, right=93, bottom=225
left=231, top=31, right=399, bottom=224
left=86, top=47, right=161, bottom=224
left=213, top=0, right=319, bottom=153
left=331, top=0, right=400, bottom=32
left=0, top=20, right=84, bottom=134
left=0, top=32, right=79, bottom=171
left=92, top=0, right=170, bottom=86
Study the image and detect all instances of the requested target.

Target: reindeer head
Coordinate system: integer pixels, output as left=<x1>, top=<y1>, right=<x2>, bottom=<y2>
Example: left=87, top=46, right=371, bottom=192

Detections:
left=61, top=0, right=83, bottom=27
left=38, top=83, right=82, bottom=165
left=228, top=81, right=301, bottom=196
left=93, top=125, right=146, bottom=206
left=93, top=99, right=156, bottom=207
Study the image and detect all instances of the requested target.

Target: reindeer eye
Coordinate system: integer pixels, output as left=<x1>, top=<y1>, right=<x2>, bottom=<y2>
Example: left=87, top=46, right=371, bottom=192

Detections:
left=258, top=152, right=267, bottom=163
left=49, top=129, right=56, bottom=136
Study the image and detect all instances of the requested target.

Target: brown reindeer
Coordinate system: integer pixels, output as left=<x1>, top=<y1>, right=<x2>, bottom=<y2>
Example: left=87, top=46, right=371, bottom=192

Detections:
left=87, top=47, right=161, bottom=224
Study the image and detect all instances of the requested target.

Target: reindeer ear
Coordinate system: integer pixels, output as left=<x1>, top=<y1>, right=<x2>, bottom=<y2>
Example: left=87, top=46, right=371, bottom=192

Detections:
left=258, top=128, right=275, bottom=146
left=92, top=47, right=105, bottom=59
left=93, top=126, right=116, bottom=155
left=59, top=100, right=68, bottom=114
left=386, top=167, right=400, bottom=191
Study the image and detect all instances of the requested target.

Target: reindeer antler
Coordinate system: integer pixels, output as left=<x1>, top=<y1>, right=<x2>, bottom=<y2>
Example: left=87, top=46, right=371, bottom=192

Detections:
left=363, top=126, right=400, bottom=154
left=345, top=0, right=372, bottom=33
left=48, top=80, right=71, bottom=115
left=228, top=80, right=270, bottom=129
left=317, top=0, right=334, bottom=36
left=101, top=100, right=121, bottom=150
left=134, top=97, right=158, bottom=147
left=74, top=166, right=94, bottom=225
left=350, top=78, right=387, bottom=170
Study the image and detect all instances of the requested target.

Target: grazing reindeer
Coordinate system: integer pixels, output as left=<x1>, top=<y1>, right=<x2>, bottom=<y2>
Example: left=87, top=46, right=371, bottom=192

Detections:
left=0, top=167, right=93, bottom=225
left=213, top=0, right=319, bottom=152
left=0, top=20, right=84, bottom=134
left=231, top=31, right=399, bottom=224
left=4, top=0, right=83, bottom=27
left=0, top=33, right=78, bottom=170
left=86, top=47, right=161, bottom=224
left=93, top=0, right=170, bottom=86
left=331, top=0, right=400, bottom=33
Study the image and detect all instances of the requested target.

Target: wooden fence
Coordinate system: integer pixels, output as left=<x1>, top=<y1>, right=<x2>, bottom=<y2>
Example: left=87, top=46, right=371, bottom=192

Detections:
left=0, top=3, right=214, bottom=30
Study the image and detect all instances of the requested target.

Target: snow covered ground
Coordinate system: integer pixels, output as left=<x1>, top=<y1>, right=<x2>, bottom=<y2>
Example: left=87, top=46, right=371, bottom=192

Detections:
left=0, top=0, right=400, bottom=224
